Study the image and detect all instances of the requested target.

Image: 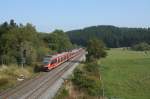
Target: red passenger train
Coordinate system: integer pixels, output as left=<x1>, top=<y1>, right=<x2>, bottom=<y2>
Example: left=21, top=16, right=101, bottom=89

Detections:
left=42, top=48, right=82, bottom=71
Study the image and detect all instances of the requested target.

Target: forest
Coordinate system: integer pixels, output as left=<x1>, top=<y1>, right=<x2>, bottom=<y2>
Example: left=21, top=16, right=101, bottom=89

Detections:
left=0, top=20, right=74, bottom=66
left=67, top=25, right=150, bottom=48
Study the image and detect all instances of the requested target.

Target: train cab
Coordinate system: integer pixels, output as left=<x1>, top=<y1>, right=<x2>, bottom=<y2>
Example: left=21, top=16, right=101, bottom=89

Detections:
left=42, top=55, right=52, bottom=71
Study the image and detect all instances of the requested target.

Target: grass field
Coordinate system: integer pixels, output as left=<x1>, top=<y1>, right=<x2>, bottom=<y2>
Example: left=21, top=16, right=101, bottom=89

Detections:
left=100, top=48, right=150, bottom=99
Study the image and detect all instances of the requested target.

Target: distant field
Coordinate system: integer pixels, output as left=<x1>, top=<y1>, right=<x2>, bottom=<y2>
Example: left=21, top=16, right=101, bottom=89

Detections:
left=100, top=48, right=150, bottom=99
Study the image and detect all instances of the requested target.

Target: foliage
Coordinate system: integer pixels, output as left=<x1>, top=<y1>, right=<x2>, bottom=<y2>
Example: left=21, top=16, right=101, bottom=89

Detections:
left=72, top=38, right=105, bottom=96
left=72, top=63, right=102, bottom=96
left=67, top=25, right=150, bottom=47
left=84, top=62, right=100, bottom=77
left=0, top=78, right=9, bottom=87
left=48, top=30, right=73, bottom=52
left=0, top=20, right=49, bottom=65
left=86, top=38, right=107, bottom=62
left=131, top=42, right=150, bottom=51
left=54, top=86, right=69, bottom=99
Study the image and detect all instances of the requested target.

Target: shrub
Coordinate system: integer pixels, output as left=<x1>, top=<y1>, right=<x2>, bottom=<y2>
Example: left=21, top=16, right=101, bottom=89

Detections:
left=84, top=62, right=100, bottom=76
left=87, top=80, right=102, bottom=96
left=1, top=65, right=32, bottom=79
left=131, top=42, right=150, bottom=51
left=72, top=68, right=86, bottom=88
left=72, top=67, right=102, bottom=96
left=61, top=88, right=69, bottom=97
left=0, top=78, right=9, bottom=86
left=54, top=87, right=69, bottom=99
left=86, top=38, right=107, bottom=62
left=34, top=63, right=42, bottom=72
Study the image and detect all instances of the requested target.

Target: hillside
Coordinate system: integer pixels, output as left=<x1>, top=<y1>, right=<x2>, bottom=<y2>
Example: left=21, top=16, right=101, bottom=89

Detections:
left=67, top=25, right=150, bottom=47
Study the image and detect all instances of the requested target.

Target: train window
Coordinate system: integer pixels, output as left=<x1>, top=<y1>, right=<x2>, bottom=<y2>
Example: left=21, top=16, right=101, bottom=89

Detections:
left=61, top=57, right=62, bottom=61
left=58, top=58, right=61, bottom=62
left=63, top=56, right=65, bottom=60
left=51, top=59, right=57, bottom=64
left=63, top=56, right=65, bottom=59
left=43, top=61, right=49, bottom=65
left=58, top=58, right=59, bottom=62
left=65, top=55, right=67, bottom=59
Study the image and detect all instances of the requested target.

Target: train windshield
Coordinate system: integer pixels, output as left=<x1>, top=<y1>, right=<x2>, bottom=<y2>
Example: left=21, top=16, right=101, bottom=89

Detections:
left=43, top=57, right=52, bottom=65
left=43, top=61, right=50, bottom=65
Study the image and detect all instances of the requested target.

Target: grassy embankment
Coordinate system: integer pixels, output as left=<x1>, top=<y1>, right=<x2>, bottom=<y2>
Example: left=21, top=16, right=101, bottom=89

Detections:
left=54, top=63, right=103, bottom=99
left=100, top=48, right=150, bottom=99
left=0, top=65, right=38, bottom=92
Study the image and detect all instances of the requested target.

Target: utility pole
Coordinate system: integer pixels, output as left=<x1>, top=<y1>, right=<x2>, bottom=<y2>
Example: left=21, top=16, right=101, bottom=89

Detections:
left=1, top=55, right=4, bottom=66
left=99, top=64, right=105, bottom=99
left=20, top=43, right=26, bottom=69
left=21, top=45, right=24, bottom=69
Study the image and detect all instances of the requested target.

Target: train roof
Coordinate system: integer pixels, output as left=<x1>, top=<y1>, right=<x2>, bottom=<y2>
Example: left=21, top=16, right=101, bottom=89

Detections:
left=44, top=48, right=81, bottom=60
left=53, top=52, right=69, bottom=58
left=44, top=52, right=69, bottom=60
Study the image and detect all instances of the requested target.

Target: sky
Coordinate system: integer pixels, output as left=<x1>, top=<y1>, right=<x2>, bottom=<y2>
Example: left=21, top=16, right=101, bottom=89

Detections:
left=0, top=0, right=150, bottom=32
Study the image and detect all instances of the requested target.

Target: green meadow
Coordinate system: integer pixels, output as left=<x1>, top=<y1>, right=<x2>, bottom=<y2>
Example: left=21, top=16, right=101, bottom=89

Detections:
left=100, top=48, right=150, bottom=99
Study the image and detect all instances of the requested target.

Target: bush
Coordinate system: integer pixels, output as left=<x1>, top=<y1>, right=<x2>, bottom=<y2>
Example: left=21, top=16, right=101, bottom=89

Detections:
left=87, top=80, right=102, bottom=96
left=72, top=67, right=102, bottom=96
left=34, top=63, right=42, bottom=72
left=0, top=78, right=8, bottom=86
left=72, top=68, right=86, bottom=88
left=131, top=42, right=150, bottom=51
left=86, top=38, right=107, bottom=62
left=84, top=62, right=100, bottom=76
left=61, top=88, right=69, bottom=97
left=54, top=87, right=69, bottom=99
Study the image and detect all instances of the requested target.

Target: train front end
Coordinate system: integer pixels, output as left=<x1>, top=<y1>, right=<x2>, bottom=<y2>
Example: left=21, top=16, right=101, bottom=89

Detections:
left=42, top=56, right=52, bottom=71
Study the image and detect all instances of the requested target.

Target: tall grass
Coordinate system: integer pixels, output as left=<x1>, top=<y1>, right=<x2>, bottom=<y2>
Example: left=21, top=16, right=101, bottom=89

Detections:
left=0, top=65, right=34, bottom=91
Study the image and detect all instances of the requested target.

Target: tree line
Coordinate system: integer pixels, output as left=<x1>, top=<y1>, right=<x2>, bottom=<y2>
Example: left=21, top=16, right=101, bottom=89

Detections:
left=0, top=20, right=74, bottom=66
left=67, top=25, right=150, bottom=48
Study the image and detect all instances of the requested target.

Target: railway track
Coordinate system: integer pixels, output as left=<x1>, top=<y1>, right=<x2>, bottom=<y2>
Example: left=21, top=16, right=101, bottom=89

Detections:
left=0, top=51, right=85, bottom=99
